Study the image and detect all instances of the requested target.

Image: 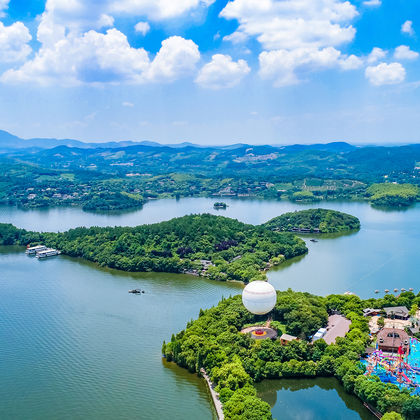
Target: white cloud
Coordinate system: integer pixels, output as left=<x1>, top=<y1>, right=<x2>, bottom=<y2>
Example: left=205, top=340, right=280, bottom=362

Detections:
left=367, top=47, right=387, bottom=64
left=220, top=0, right=358, bottom=50
left=195, top=54, right=250, bottom=89
left=394, top=45, right=419, bottom=60
left=259, top=47, right=343, bottom=87
left=1, top=31, right=199, bottom=86
left=134, top=21, right=150, bottom=35
left=220, top=0, right=359, bottom=86
left=122, top=101, right=134, bottom=107
left=363, top=0, right=381, bottom=6
left=37, top=0, right=215, bottom=45
left=339, top=54, right=363, bottom=70
left=0, top=0, right=9, bottom=17
left=401, top=20, right=414, bottom=36
left=0, top=21, right=32, bottom=62
left=144, top=36, right=200, bottom=83
left=110, top=0, right=215, bottom=20
left=365, top=62, right=406, bottom=86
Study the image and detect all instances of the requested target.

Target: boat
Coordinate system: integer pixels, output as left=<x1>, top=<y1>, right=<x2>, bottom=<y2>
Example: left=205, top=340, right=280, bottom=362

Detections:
left=26, top=245, right=47, bottom=255
left=129, top=289, right=142, bottom=294
left=375, top=290, right=379, bottom=294
left=310, top=239, right=318, bottom=243
left=36, top=248, right=61, bottom=259
left=384, top=289, right=389, bottom=293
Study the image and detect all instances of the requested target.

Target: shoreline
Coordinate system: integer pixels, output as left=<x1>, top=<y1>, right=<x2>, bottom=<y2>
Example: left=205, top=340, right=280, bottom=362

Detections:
left=200, top=368, right=224, bottom=420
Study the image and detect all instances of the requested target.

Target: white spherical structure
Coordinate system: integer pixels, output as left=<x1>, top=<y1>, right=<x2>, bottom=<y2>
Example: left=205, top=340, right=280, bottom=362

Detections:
left=242, top=281, right=277, bottom=315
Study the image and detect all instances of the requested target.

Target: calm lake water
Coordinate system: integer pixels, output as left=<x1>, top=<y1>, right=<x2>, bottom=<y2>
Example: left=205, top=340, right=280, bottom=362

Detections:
left=256, top=378, right=376, bottom=420
left=1, top=197, right=419, bottom=419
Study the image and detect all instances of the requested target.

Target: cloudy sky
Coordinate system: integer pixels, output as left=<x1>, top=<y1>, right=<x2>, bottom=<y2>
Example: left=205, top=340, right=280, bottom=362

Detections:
left=0, top=0, right=419, bottom=145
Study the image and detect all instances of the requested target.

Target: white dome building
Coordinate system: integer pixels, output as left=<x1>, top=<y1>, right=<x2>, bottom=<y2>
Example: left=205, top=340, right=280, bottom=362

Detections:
left=242, top=281, right=277, bottom=315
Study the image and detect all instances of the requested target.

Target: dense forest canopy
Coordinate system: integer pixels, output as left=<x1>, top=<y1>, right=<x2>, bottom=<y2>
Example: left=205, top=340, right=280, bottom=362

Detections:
left=164, top=290, right=420, bottom=420
left=367, top=183, right=420, bottom=207
left=263, top=209, right=361, bottom=233
left=0, top=214, right=307, bottom=283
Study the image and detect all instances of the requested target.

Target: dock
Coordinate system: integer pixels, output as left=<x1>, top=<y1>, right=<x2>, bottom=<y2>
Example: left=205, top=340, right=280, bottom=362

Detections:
left=200, top=368, right=224, bottom=420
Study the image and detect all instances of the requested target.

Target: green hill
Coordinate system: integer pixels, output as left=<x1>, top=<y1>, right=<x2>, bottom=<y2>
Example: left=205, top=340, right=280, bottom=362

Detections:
left=263, top=209, right=360, bottom=234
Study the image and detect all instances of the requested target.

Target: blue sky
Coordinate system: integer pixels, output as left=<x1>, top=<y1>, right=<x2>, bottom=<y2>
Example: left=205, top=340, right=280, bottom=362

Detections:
left=0, top=0, right=419, bottom=145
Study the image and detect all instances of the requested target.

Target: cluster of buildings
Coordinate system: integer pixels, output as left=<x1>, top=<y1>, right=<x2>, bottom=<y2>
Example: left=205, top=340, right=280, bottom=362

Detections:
left=364, top=306, right=417, bottom=354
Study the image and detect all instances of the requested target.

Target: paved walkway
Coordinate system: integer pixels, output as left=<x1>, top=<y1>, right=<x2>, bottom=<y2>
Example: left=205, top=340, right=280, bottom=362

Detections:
left=200, top=368, right=224, bottom=420
left=323, top=314, right=351, bottom=345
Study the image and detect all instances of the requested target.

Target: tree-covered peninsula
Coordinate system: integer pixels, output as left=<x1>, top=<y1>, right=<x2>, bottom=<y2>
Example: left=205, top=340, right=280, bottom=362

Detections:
left=263, top=208, right=360, bottom=234
left=366, top=183, right=419, bottom=207
left=163, top=290, right=420, bottom=420
left=0, top=214, right=307, bottom=283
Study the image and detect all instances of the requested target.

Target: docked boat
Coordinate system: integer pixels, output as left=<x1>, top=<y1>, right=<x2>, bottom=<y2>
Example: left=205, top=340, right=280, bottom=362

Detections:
left=26, top=245, right=47, bottom=255
left=36, top=248, right=61, bottom=259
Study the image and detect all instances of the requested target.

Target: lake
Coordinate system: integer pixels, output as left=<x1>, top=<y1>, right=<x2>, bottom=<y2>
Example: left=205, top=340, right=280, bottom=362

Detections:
left=1, top=197, right=419, bottom=419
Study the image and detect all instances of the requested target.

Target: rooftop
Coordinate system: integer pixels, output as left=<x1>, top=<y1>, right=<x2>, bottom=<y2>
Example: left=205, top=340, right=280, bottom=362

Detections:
left=280, top=333, right=297, bottom=341
left=383, top=306, right=409, bottom=317
left=377, top=327, right=410, bottom=349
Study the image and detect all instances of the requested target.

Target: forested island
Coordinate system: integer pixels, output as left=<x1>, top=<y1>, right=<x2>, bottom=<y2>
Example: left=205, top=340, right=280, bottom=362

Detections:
left=263, top=209, right=361, bottom=234
left=0, top=214, right=307, bottom=283
left=163, top=290, right=420, bottom=420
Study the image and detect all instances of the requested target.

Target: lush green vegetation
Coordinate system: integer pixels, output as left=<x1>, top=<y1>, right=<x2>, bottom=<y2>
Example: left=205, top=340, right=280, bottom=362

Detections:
left=0, top=141, right=419, bottom=211
left=263, top=209, right=361, bottom=234
left=81, top=191, right=143, bottom=211
left=367, top=183, right=420, bottom=207
left=0, top=214, right=307, bottom=283
left=163, top=290, right=420, bottom=419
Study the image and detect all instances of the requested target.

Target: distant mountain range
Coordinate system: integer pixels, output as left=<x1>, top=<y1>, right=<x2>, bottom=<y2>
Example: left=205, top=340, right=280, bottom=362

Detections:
left=0, top=129, right=356, bottom=152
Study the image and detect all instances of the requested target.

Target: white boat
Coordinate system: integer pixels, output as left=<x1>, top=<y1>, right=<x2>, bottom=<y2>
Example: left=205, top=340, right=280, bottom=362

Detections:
left=26, top=245, right=47, bottom=255
left=36, top=248, right=61, bottom=259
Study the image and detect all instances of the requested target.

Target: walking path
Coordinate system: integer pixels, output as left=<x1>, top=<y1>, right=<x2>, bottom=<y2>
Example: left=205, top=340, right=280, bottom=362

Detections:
left=200, top=368, right=224, bottom=420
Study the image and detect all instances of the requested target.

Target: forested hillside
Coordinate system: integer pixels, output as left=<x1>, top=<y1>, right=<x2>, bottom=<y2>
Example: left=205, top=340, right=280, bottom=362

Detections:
left=0, top=214, right=307, bottom=283
left=263, top=209, right=361, bottom=233
left=367, top=183, right=420, bottom=207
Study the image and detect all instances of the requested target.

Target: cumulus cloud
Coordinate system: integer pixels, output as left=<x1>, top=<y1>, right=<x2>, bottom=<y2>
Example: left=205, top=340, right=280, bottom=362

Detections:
left=394, top=45, right=419, bottom=60
left=134, top=21, right=150, bottom=35
left=0, top=21, right=32, bottom=62
left=401, top=20, right=414, bottom=36
left=195, top=54, right=250, bottom=89
left=36, top=0, right=215, bottom=45
left=363, top=0, right=381, bottom=6
left=110, top=0, right=215, bottom=20
left=221, top=0, right=359, bottom=86
left=259, top=47, right=345, bottom=87
left=144, top=36, right=200, bottom=83
left=339, top=54, right=363, bottom=70
left=0, top=0, right=9, bottom=17
left=1, top=31, right=199, bottom=86
left=365, top=62, right=406, bottom=86
left=220, top=0, right=358, bottom=50
left=367, top=47, right=387, bottom=64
